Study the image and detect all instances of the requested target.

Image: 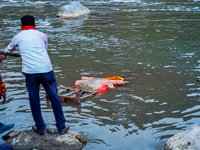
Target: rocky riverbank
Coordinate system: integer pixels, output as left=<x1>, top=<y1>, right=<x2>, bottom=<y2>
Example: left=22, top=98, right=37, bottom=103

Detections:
left=2, top=128, right=90, bottom=150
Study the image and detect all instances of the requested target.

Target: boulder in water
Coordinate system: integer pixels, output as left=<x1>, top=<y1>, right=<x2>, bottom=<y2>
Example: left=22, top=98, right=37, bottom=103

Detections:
left=34, top=1, right=45, bottom=6
left=165, top=124, right=200, bottom=150
left=56, top=1, right=90, bottom=19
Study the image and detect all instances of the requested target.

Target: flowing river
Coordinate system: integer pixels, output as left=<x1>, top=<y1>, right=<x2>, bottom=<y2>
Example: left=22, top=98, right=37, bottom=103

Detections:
left=0, top=0, right=200, bottom=149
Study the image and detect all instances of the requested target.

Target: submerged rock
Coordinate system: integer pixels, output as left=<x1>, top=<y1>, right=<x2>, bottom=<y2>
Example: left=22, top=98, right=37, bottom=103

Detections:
left=2, top=128, right=90, bottom=150
left=56, top=1, right=90, bottom=19
left=165, top=124, right=200, bottom=150
left=34, top=1, right=45, bottom=6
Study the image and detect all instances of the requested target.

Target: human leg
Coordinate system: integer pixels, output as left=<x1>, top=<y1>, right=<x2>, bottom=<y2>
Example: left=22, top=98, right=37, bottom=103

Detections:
left=24, top=73, right=46, bottom=133
left=41, top=70, right=67, bottom=132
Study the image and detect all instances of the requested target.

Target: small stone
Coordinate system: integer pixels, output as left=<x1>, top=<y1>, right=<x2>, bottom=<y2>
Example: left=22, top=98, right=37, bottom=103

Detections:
left=76, top=134, right=90, bottom=143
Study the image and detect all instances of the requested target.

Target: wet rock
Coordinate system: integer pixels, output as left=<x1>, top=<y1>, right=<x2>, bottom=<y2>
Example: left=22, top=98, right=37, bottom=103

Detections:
left=56, top=2, right=90, bottom=19
left=2, top=128, right=90, bottom=150
left=34, top=1, right=45, bottom=6
left=165, top=124, right=200, bottom=150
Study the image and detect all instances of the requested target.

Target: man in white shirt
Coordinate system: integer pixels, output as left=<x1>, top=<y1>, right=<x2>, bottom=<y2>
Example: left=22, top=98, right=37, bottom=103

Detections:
left=4, top=15, right=69, bottom=135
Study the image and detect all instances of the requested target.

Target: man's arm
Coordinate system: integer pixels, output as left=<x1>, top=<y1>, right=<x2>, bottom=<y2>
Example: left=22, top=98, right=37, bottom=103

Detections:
left=45, top=35, right=48, bottom=50
left=4, top=43, right=16, bottom=54
left=4, top=36, right=18, bottom=54
left=40, top=32, right=48, bottom=50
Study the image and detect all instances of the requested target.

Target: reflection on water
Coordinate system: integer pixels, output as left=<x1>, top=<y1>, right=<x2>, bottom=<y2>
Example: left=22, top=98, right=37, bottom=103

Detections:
left=0, top=0, right=200, bottom=149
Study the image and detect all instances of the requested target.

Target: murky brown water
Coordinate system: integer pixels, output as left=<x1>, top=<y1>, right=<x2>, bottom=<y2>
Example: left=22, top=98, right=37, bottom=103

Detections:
left=0, top=0, right=200, bottom=149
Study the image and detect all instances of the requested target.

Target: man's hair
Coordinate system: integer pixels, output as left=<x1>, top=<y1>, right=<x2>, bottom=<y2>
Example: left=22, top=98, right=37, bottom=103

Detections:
left=21, top=15, right=35, bottom=26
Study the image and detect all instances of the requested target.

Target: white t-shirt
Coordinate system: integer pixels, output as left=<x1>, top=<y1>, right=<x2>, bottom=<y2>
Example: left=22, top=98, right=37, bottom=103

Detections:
left=5, top=29, right=53, bottom=74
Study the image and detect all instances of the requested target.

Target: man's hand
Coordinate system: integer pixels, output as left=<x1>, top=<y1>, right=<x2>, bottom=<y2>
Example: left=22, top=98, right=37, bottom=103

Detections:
left=3, top=52, right=7, bottom=58
left=0, top=52, right=7, bottom=63
left=0, top=56, right=5, bottom=63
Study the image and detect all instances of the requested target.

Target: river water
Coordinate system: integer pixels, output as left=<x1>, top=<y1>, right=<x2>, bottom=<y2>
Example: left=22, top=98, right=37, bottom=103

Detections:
left=0, top=0, right=200, bottom=149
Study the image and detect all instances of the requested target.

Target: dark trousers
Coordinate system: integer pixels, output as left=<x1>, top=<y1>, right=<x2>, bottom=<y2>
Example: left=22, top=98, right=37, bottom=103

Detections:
left=24, top=70, right=66, bottom=132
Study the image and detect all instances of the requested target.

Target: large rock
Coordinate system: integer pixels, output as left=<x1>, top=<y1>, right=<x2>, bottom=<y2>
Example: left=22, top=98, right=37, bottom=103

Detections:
left=56, top=2, right=90, bottom=19
left=2, top=128, right=90, bottom=150
left=34, top=1, right=45, bottom=6
left=165, top=124, right=200, bottom=150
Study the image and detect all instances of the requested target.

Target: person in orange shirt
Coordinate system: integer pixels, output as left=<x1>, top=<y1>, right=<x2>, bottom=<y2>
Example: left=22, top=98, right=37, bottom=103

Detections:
left=0, top=74, right=6, bottom=104
left=0, top=74, right=14, bottom=134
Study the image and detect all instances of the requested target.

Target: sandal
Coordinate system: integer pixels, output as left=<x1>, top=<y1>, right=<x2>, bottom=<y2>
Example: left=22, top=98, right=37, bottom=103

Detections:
left=59, top=125, right=70, bottom=135
left=32, top=125, right=46, bottom=135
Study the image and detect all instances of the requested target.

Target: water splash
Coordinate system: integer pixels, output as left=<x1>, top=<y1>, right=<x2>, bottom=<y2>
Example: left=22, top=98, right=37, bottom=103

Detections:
left=56, top=1, right=90, bottom=19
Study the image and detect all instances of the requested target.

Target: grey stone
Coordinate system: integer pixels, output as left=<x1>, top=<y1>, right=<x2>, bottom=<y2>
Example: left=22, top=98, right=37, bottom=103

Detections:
left=34, top=1, right=45, bottom=6
left=2, top=129, right=90, bottom=150
left=165, top=124, right=200, bottom=150
left=56, top=2, right=90, bottom=19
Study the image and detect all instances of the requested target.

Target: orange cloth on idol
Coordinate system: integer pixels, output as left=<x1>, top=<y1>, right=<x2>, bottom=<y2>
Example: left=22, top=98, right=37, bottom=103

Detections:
left=0, top=82, right=6, bottom=94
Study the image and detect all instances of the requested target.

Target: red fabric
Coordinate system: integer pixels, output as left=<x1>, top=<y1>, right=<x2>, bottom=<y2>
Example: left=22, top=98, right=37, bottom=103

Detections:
left=0, top=56, right=5, bottom=63
left=71, top=85, right=78, bottom=88
left=21, top=25, right=37, bottom=31
left=71, top=84, right=108, bottom=93
left=97, top=85, right=109, bottom=94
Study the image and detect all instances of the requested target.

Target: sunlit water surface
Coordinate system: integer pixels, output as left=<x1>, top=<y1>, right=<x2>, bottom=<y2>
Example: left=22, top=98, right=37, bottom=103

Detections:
left=0, top=0, right=200, bottom=149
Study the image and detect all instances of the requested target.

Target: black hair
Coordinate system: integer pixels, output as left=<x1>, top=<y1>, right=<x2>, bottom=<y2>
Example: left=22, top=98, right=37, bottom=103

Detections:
left=21, top=15, right=35, bottom=26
